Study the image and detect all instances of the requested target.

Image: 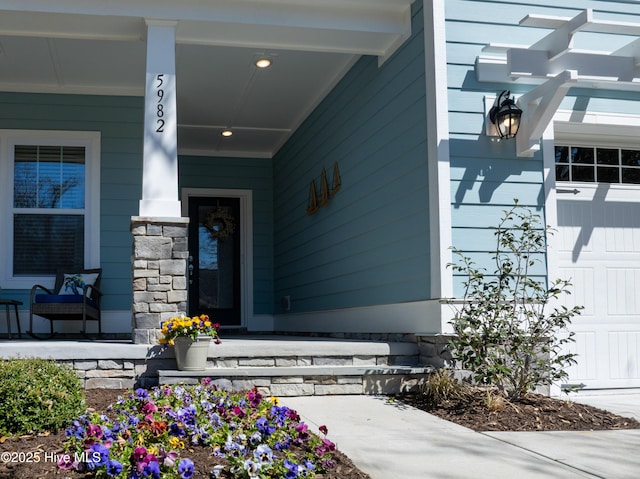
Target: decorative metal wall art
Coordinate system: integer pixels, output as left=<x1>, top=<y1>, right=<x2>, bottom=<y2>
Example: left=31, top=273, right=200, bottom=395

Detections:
left=306, top=162, right=341, bottom=216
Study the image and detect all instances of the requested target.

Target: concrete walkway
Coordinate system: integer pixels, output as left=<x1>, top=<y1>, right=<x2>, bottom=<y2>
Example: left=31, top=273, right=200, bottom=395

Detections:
left=282, top=394, right=640, bottom=479
left=568, top=391, right=640, bottom=422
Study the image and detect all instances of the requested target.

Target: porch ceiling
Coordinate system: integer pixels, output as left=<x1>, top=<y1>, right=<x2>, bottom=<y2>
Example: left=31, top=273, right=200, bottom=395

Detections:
left=0, top=0, right=415, bottom=158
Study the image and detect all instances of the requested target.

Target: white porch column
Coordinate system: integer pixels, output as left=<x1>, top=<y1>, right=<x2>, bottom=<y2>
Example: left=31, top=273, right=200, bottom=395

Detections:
left=140, top=19, right=181, bottom=218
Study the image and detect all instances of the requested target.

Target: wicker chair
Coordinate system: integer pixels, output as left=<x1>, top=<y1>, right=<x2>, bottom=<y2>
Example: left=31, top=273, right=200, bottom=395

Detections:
left=29, top=268, right=102, bottom=339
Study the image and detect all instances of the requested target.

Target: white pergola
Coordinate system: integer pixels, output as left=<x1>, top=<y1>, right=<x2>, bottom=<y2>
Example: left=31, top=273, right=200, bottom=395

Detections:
left=476, top=9, right=640, bottom=157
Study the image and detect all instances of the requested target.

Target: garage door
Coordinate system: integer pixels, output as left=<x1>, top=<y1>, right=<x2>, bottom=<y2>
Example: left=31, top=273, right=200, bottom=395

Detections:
left=557, top=183, right=640, bottom=389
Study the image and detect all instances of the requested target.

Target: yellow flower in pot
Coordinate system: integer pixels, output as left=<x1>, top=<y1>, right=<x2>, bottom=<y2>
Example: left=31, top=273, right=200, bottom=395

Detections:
left=159, top=314, right=221, bottom=371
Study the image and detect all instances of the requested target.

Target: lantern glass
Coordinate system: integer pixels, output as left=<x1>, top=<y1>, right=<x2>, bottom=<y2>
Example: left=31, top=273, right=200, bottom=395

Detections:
left=490, top=91, right=522, bottom=139
left=496, top=106, right=521, bottom=138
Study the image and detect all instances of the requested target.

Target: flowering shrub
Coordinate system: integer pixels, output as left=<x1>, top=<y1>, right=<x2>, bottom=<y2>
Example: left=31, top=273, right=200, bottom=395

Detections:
left=61, top=381, right=337, bottom=478
left=448, top=201, right=581, bottom=401
left=159, top=314, right=221, bottom=346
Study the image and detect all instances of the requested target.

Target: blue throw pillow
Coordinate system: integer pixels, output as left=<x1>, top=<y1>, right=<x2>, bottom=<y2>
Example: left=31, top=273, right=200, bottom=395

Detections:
left=58, top=273, right=99, bottom=295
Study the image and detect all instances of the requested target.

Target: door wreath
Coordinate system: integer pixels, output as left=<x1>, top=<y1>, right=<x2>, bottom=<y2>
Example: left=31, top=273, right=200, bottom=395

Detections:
left=203, top=207, right=235, bottom=241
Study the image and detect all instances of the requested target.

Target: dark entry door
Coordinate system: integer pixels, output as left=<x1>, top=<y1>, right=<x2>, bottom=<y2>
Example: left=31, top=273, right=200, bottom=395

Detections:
left=188, top=196, right=241, bottom=326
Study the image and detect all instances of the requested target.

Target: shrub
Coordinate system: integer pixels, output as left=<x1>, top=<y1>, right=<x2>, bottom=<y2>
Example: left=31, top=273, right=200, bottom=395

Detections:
left=421, top=369, right=466, bottom=403
left=0, top=358, right=85, bottom=436
left=448, top=201, right=583, bottom=401
left=483, top=390, right=507, bottom=412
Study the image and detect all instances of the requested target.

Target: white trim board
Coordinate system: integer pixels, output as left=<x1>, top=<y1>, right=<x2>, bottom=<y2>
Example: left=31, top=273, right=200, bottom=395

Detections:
left=424, top=0, right=453, bottom=301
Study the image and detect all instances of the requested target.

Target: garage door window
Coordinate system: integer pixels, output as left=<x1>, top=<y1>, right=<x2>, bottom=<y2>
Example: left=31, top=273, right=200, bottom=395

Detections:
left=555, top=146, right=640, bottom=184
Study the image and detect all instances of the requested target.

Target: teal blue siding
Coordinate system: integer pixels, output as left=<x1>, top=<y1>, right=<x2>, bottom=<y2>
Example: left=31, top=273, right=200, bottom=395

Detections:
left=0, top=92, right=143, bottom=310
left=273, top=2, right=429, bottom=314
left=445, top=0, right=550, bottom=292
left=445, top=0, right=640, bottom=294
left=179, top=156, right=274, bottom=315
left=0, top=93, right=275, bottom=316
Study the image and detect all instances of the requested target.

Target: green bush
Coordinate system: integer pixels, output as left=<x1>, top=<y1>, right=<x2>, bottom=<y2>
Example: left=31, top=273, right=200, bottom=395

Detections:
left=448, top=201, right=583, bottom=401
left=0, top=358, right=85, bottom=436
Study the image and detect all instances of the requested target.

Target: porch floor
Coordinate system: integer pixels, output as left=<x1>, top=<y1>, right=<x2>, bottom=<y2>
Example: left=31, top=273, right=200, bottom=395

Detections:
left=0, top=335, right=430, bottom=395
left=0, top=335, right=418, bottom=360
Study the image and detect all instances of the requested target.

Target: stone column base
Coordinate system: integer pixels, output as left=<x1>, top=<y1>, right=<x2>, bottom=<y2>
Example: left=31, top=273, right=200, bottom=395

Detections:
left=131, top=216, right=189, bottom=344
left=416, top=334, right=455, bottom=369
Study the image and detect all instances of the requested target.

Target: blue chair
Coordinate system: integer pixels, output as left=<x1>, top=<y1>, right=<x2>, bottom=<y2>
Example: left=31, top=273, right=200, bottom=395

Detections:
left=29, top=269, right=102, bottom=339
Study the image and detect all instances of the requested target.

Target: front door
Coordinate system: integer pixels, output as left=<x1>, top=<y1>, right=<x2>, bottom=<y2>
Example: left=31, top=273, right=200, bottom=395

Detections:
left=188, top=196, right=241, bottom=326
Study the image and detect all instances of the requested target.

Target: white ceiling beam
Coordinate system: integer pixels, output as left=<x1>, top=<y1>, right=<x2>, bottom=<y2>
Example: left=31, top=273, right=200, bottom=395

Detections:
left=0, top=1, right=412, bottom=38
left=0, top=0, right=412, bottom=19
left=0, top=13, right=144, bottom=41
left=0, top=0, right=414, bottom=60
left=176, top=23, right=405, bottom=56
left=613, top=38, right=640, bottom=68
left=522, top=11, right=640, bottom=37
left=508, top=49, right=637, bottom=82
left=525, top=9, right=591, bottom=61
left=476, top=8, right=640, bottom=88
left=519, top=14, right=569, bottom=30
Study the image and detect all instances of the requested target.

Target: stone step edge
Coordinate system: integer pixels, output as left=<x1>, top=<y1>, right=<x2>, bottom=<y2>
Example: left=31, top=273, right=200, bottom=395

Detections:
left=158, top=365, right=433, bottom=379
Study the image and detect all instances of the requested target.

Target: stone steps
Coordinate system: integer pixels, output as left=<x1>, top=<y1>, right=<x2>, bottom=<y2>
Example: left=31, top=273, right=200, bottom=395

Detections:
left=158, top=337, right=431, bottom=395
left=159, top=365, right=432, bottom=396
left=1, top=335, right=432, bottom=394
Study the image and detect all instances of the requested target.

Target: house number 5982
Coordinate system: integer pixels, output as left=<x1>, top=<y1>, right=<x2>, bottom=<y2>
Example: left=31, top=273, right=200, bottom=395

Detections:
left=155, top=74, right=165, bottom=133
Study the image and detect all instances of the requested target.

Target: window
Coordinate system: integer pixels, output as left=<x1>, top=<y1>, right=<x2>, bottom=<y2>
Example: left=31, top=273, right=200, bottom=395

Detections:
left=0, top=131, right=100, bottom=289
left=555, top=145, right=640, bottom=184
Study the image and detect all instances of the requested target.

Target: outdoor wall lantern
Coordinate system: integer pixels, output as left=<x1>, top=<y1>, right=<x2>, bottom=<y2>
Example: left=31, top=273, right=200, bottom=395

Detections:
left=488, top=90, right=522, bottom=139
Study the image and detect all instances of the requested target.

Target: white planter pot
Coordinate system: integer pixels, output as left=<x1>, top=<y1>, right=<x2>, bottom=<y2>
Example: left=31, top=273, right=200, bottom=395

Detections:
left=173, top=335, right=211, bottom=371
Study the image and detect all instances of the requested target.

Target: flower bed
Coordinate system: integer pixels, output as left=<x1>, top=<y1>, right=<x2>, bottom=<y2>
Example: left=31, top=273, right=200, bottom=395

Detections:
left=61, top=380, right=336, bottom=478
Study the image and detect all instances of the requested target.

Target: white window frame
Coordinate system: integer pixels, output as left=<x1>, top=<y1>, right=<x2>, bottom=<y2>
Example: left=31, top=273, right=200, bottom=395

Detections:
left=552, top=114, right=640, bottom=192
left=0, top=130, right=101, bottom=289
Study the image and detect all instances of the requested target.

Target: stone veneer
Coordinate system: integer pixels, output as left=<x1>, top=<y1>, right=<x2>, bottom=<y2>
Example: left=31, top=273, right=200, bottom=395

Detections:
left=60, top=358, right=175, bottom=390
left=58, top=351, right=428, bottom=393
left=131, top=217, right=190, bottom=344
left=3, top=338, right=428, bottom=394
left=416, top=334, right=455, bottom=369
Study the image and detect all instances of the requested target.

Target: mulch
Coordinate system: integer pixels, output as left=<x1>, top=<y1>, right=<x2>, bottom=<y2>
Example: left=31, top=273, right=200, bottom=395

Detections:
left=395, top=389, right=640, bottom=432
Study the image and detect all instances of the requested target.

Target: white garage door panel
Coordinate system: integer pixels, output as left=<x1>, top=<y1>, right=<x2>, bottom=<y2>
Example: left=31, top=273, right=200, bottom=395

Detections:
left=609, top=331, right=639, bottom=380
left=564, top=331, right=597, bottom=382
left=557, top=187, right=640, bottom=389
left=557, top=266, right=595, bottom=316
left=606, top=269, right=640, bottom=315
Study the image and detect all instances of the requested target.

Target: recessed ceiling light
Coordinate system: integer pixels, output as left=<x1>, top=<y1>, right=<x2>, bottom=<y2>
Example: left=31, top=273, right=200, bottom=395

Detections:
left=255, top=58, right=272, bottom=69
left=221, top=130, right=233, bottom=137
